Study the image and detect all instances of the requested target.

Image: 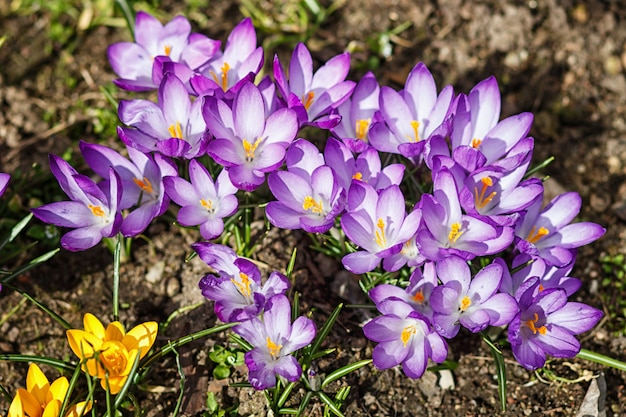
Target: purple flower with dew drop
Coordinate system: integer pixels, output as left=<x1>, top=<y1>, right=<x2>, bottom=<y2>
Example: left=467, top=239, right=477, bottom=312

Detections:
left=450, top=76, right=534, bottom=170
left=107, top=11, right=220, bottom=91
left=508, top=277, right=602, bottom=370
left=324, top=137, right=405, bottom=192
left=514, top=191, right=606, bottom=267
left=164, top=159, right=238, bottom=239
left=330, top=71, right=381, bottom=153
left=189, top=18, right=264, bottom=95
left=32, top=155, right=122, bottom=251
left=430, top=255, right=518, bottom=338
left=194, top=242, right=289, bottom=322
left=417, top=167, right=513, bottom=262
left=369, top=62, right=454, bottom=163
left=369, top=261, right=438, bottom=321
left=79, top=141, right=177, bottom=237
left=234, top=295, right=316, bottom=389
left=363, top=298, right=447, bottom=379
left=266, top=139, right=346, bottom=233
left=117, top=73, right=209, bottom=159
left=203, top=81, right=298, bottom=191
left=273, top=42, right=355, bottom=129
left=340, top=181, right=421, bottom=274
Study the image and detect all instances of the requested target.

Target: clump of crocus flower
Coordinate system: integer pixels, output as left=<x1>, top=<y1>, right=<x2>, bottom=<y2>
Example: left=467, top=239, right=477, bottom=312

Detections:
left=24, top=8, right=609, bottom=402
left=5, top=363, right=91, bottom=417
left=66, top=313, right=158, bottom=394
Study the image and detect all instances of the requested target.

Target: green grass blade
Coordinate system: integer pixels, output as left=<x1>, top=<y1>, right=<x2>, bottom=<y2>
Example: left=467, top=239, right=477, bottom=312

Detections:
left=482, top=334, right=506, bottom=412
left=0, top=354, right=75, bottom=373
left=577, top=348, right=626, bottom=372
left=317, top=391, right=344, bottom=417
left=309, top=303, right=343, bottom=357
left=321, top=359, right=372, bottom=389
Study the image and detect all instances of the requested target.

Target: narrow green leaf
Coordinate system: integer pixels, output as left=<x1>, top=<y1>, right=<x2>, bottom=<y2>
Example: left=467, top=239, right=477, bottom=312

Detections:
left=577, top=348, right=626, bottom=372
left=286, top=247, right=297, bottom=278
left=295, top=391, right=313, bottom=417
left=0, top=248, right=59, bottom=287
left=321, top=359, right=372, bottom=389
left=0, top=213, right=32, bottom=250
left=482, top=334, right=506, bottom=412
left=317, top=391, right=344, bottom=417
left=0, top=354, right=75, bottom=372
left=309, top=303, right=343, bottom=357
left=277, top=381, right=297, bottom=408
left=3, top=283, right=71, bottom=329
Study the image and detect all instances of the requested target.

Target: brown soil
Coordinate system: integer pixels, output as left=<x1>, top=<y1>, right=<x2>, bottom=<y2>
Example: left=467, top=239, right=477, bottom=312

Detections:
left=2, top=1, right=626, bottom=416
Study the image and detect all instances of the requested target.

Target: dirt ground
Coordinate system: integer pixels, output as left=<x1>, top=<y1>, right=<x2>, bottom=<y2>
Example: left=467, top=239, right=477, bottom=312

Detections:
left=1, top=0, right=626, bottom=416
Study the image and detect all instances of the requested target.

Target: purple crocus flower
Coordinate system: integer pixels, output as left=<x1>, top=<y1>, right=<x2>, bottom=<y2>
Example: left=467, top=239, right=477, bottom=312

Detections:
left=273, top=42, right=355, bottom=129
left=369, top=261, right=438, bottom=321
left=234, top=294, right=316, bottom=389
left=430, top=256, right=518, bottom=338
left=164, top=159, right=238, bottom=239
left=32, top=155, right=122, bottom=251
left=368, top=62, right=454, bottom=163
left=266, top=139, right=346, bottom=233
left=323, top=137, right=405, bottom=192
left=0, top=173, right=9, bottom=197
left=417, top=167, right=513, bottom=262
left=514, top=191, right=606, bottom=267
left=79, top=141, right=177, bottom=237
left=107, top=11, right=220, bottom=91
left=189, top=18, right=264, bottom=95
left=363, top=298, right=447, bottom=379
left=203, top=81, right=298, bottom=191
left=340, top=182, right=421, bottom=274
left=330, top=71, right=380, bottom=153
left=508, top=278, right=602, bottom=370
left=117, top=73, right=209, bottom=159
left=450, top=76, right=533, bottom=169
left=498, top=254, right=582, bottom=298
left=194, top=242, right=290, bottom=322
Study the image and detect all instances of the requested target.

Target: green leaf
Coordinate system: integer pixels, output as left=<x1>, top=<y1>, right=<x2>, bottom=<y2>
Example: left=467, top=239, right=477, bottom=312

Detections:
left=482, top=334, right=506, bottom=412
left=309, top=303, right=343, bottom=358
left=213, top=364, right=231, bottom=380
left=321, top=359, right=372, bottom=389
left=317, top=391, right=344, bottom=417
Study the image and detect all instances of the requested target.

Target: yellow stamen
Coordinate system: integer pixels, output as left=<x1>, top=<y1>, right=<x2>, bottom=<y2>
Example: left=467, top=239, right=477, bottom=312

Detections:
left=168, top=121, right=184, bottom=139
left=526, top=226, right=549, bottom=244
left=406, top=120, right=420, bottom=142
left=200, top=198, right=214, bottom=212
left=355, top=119, right=370, bottom=141
left=352, top=172, right=363, bottom=181
left=448, top=222, right=464, bottom=243
left=266, top=337, right=282, bottom=358
left=471, top=138, right=482, bottom=148
left=302, top=91, right=315, bottom=110
left=302, top=196, right=324, bottom=214
left=374, top=218, right=387, bottom=247
left=473, top=176, right=497, bottom=209
left=459, top=296, right=471, bottom=312
left=400, top=325, right=416, bottom=347
left=133, top=177, right=154, bottom=194
left=89, top=204, right=105, bottom=217
left=231, top=272, right=252, bottom=297
left=210, top=62, right=231, bottom=91
left=411, top=289, right=425, bottom=304
left=524, top=312, right=547, bottom=335
left=164, top=44, right=172, bottom=56
left=243, top=138, right=262, bottom=161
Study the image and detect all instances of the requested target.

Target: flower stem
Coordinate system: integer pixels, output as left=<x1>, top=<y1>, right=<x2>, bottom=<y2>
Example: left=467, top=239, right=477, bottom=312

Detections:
left=577, top=348, right=626, bottom=371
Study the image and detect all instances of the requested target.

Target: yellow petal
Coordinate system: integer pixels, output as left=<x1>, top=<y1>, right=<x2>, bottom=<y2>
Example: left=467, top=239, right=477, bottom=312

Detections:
left=67, top=329, right=102, bottom=359
left=100, top=340, right=129, bottom=377
left=42, top=399, right=61, bottom=417
left=7, top=389, right=25, bottom=417
left=105, top=321, right=126, bottom=342
left=26, top=363, right=49, bottom=407
left=65, top=400, right=93, bottom=417
left=83, top=313, right=106, bottom=340
left=122, top=321, right=158, bottom=358
left=15, top=388, right=42, bottom=417
left=47, top=377, right=69, bottom=404
left=100, top=374, right=128, bottom=395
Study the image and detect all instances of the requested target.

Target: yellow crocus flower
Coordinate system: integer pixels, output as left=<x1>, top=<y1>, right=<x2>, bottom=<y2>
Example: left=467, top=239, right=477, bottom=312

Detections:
left=66, top=313, right=158, bottom=395
left=6, top=363, right=91, bottom=417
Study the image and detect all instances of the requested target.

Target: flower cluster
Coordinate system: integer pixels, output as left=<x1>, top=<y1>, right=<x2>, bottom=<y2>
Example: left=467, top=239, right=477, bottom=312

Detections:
left=194, top=242, right=316, bottom=389
left=29, top=10, right=605, bottom=387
